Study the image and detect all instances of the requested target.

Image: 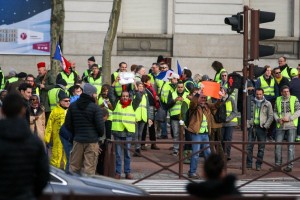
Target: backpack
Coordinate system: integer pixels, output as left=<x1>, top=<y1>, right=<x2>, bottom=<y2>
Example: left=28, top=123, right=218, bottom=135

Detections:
left=214, top=102, right=227, bottom=123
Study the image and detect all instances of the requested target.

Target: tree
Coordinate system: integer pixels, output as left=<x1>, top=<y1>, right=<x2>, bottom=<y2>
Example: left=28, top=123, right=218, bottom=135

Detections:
left=102, top=0, right=122, bottom=84
left=50, top=0, right=65, bottom=75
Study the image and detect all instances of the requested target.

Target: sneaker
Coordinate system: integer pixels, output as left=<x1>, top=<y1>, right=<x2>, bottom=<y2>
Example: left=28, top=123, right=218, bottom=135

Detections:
left=133, top=149, right=141, bottom=157
left=267, top=136, right=274, bottom=142
left=256, top=166, right=261, bottom=171
left=114, top=173, right=121, bottom=179
left=141, top=145, right=147, bottom=151
left=188, top=173, right=200, bottom=179
left=227, top=157, right=231, bottom=161
left=283, top=167, right=292, bottom=173
left=172, top=151, right=179, bottom=156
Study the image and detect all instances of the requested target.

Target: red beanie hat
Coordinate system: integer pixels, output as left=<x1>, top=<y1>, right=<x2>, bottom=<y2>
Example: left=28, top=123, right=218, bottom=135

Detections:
left=37, top=62, right=46, bottom=69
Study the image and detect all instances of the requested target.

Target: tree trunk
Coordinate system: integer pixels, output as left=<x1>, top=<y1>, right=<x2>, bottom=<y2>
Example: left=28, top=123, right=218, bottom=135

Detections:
left=102, top=0, right=122, bottom=84
left=50, top=0, right=65, bottom=75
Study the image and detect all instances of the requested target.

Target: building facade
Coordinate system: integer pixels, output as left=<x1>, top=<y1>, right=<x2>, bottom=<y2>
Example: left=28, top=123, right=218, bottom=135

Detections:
left=0, top=0, right=299, bottom=77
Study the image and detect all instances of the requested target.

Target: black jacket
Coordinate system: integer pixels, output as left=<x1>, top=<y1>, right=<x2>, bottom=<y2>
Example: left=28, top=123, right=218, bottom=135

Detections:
left=65, top=93, right=105, bottom=143
left=0, top=118, right=49, bottom=200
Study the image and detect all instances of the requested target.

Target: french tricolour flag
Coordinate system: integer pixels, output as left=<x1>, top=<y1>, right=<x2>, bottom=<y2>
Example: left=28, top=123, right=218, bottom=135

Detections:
left=53, top=43, right=70, bottom=73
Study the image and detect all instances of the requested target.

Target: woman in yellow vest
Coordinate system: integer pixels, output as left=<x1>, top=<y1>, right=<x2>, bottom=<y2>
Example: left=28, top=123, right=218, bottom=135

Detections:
left=221, top=87, right=238, bottom=161
left=45, top=93, right=70, bottom=169
left=133, top=81, right=151, bottom=157
left=109, top=79, right=142, bottom=180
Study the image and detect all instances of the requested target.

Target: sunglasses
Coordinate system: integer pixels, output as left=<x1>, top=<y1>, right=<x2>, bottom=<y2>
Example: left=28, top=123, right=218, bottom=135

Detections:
left=275, top=72, right=281, bottom=74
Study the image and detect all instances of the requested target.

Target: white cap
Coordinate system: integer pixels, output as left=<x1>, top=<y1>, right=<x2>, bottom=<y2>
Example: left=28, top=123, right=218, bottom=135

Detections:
left=168, top=73, right=180, bottom=79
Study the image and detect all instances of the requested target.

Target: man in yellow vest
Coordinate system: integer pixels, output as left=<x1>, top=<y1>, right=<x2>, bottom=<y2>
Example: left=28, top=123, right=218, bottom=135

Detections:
left=278, top=56, right=292, bottom=81
left=221, top=87, right=238, bottom=161
left=274, top=85, right=300, bottom=172
left=185, top=91, right=212, bottom=179
left=82, top=56, right=96, bottom=80
left=56, top=66, right=78, bottom=90
left=246, top=88, right=273, bottom=171
left=167, top=81, right=190, bottom=156
left=48, top=79, right=68, bottom=111
left=84, top=64, right=102, bottom=95
left=111, top=62, right=128, bottom=97
left=109, top=78, right=142, bottom=179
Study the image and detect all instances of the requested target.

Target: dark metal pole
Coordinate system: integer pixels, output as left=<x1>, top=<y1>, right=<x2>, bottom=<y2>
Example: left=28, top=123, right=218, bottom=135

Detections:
left=242, top=5, right=249, bottom=175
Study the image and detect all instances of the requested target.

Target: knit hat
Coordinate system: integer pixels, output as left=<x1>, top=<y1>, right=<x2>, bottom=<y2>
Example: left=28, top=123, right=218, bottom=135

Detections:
left=290, top=68, right=298, bottom=77
left=83, top=83, right=97, bottom=97
left=58, top=92, right=69, bottom=101
left=9, top=69, right=17, bottom=77
left=88, top=56, right=95, bottom=62
left=37, top=62, right=46, bottom=69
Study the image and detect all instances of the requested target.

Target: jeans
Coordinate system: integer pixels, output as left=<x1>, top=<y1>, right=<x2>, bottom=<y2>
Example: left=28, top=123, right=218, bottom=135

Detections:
left=60, top=136, right=73, bottom=173
left=114, top=135, right=132, bottom=175
left=275, top=129, right=296, bottom=168
left=222, top=126, right=234, bottom=158
left=134, top=121, right=145, bottom=150
left=171, top=120, right=180, bottom=152
left=189, top=133, right=211, bottom=175
left=246, top=126, right=267, bottom=167
left=161, top=121, right=168, bottom=137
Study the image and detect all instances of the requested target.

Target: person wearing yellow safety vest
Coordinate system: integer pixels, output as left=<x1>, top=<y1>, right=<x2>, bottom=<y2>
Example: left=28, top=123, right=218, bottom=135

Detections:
left=45, top=93, right=70, bottom=169
left=84, top=64, right=102, bottom=96
left=211, top=61, right=226, bottom=83
left=246, top=88, right=273, bottom=171
left=56, top=67, right=78, bottom=90
left=0, top=68, right=5, bottom=90
left=182, top=68, right=196, bottom=93
left=255, top=65, right=279, bottom=103
left=274, top=86, right=300, bottom=172
left=157, top=73, right=179, bottom=139
left=132, top=82, right=151, bottom=157
left=278, top=56, right=292, bottom=81
left=111, top=62, right=130, bottom=97
left=221, top=87, right=238, bottom=161
left=185, top=91, right=212, bottom=179
left=26, top=74, right=40, bottom=96
left=109, top=78, right=142, bottom=179
left=82, top=56, right=96, bottom=80
left=48, top=79, right=69, bottom=111
left=4, top=69, right=18, bottom=89
left=98, top=84, right=113, bottom=140
left=166, top=81, right=190, bottom=156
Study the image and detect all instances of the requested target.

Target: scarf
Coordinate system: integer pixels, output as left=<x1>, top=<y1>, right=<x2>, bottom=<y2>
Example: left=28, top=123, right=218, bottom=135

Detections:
left=145, top=84, right=159, bottom=109
left=274, top=76, right=282, bottom=84
left=254, top=97, right=265, bottom=109
left=120, top=99, right=132, bottom=108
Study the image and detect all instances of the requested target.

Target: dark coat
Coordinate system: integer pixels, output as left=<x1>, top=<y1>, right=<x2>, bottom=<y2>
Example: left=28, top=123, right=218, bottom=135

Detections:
left=186, top=174, right=241, bottom=199
left=0, top=118, right=49, bottom=200
left=65, top=93, right=105, bottom=143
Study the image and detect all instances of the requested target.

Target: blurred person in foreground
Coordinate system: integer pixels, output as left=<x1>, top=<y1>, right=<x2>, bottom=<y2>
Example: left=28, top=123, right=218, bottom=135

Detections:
left=0, top=93, right=49, bottom=200
left=186, top=154, right=240, bottom=199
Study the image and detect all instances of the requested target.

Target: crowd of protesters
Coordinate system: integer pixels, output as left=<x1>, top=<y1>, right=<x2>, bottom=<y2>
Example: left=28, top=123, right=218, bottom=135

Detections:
left=1, top=55, right=300, bottom=180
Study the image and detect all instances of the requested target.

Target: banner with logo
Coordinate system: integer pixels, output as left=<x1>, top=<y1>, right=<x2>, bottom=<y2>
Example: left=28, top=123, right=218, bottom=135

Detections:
left=0, top=0, right=51, bottom=55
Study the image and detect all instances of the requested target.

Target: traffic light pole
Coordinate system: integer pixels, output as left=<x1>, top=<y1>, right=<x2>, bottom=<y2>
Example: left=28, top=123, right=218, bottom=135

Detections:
left=242, top=5, right=249, bottom=175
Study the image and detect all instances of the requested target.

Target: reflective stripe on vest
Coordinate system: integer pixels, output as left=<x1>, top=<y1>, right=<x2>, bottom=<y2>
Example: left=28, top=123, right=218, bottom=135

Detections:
left=199, top=113, right=208, bottom=133
left=88, top=76, right=102, bottom=95
left=254, top=107, right=260, bottom=125
left=113, top=72, right=122, bottom=96
left=98, top=97, right=112, bottom=121
left=259, top=76, right=275, bottom=96
left=225, top=98, right=238, bottom=123
left=215, top=68, right=226, bottom=83
left=48, top=88, right=61, bottom=111
left=276, top=95, right=298, bottom=128
left=169, top=91, right=190, bottom=117
left=112, top=102, right=136, bottom=133
left=60, top=72, right=75, bottom=89
left=135, top=94, right=147, bottom=122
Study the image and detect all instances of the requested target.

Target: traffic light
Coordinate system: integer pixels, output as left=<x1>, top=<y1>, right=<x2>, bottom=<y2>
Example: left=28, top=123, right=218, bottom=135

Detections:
left=250, top=10, right=275, bottom=60
left=224, top=13, right=243, bottom=33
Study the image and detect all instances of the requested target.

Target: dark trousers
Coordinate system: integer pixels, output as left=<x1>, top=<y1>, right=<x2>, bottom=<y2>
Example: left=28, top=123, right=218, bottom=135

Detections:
left=142, top=122, right=156, bottom=143
left=221, top=126, right=234, bottom=158
left=246, top=126, right=267, bottom=167
left=210, top=128, right=224, bottom=158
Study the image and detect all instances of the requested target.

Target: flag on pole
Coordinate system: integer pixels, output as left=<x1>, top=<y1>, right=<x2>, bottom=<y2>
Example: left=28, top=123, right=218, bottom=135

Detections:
left=53, top=42, right=70, bottom=73
left=177, top=60, right=182, bottom=76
